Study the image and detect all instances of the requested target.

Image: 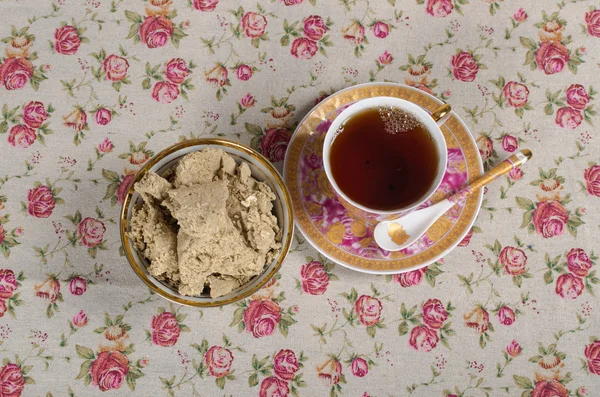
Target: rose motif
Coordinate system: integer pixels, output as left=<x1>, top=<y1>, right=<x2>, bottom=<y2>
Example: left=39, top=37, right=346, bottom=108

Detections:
left=54, top=25, right=81, bottom=55
left=531, top=380, right=568, bottom=397
left=95, top=108, right=111, bottom=126
left=139, top=16, right=173, bottom=48
left=584, top=165, right=600, bottom=197
left=535, top=41, right=569, bottom=75
left=565, top=84, right=590, bottom=110
left=584, top=340, right=600, bottom=375
left=90, top=351, right=129, bottom=391
left=316, top=358, right=342, bottom=385
left=458, top=229, right=473, bottom=246
left=241, top=93, right=255, bottom=108
left=204, top=64, right=228, bottom=87
left=203, top=346, right=233, bottom=378
left=426, top=0, right=454, bottom=17
left=73, top=310, right=88, bottom=327
left=499, top=246, right=528, bottom=275
left=104, top=325, right=127, bottom=341
left=0, top=301, right=6, bottom=318
left=539, top=20, right=564, bottom=42
left=422, top=299, right=448, bottom=329
left=409, top=325, right=439, bottom=352
left=22, top=101, right=47, bottom=129
left=273, top=349, right=299, bottom=381
left=7, top=125, right=36, bottom=148
left=300, top=261, right=329, bottom=295
left=77, top=217, right=106, bottom=248
left=241, top=12, right=267, bottom=38
left=0, top=269, right=17, bottom=300
left=116, top=174, right=135, bottom=205
left=585, top=10, right=600, bottom=37
left=450, top=51, right=478, bottom=82
left=63, top=108, right=87, bottom=131
left=532, top=200, right=569, bottom=238
left=498, top=306, right=515, bottom=325
left=555, top=107, right=582, bottom=129
left=151, top=312, right=180, bottom=347
left=509, top=167, right=523, bottom=181
left=0, top=364, right=25, bottom=397
left=243, top=299, right=281, bottom=338
left=152, top=81, right=180, bottom=104
left=393, top=268, right=425, bottom=287
left=282, top=0, right=303, bottom=4
left=502, top=82, right=529, bottom=108
left=6, top=36, right=33, bottom=58
left=34, top=276, right=60, bottom=303
left=0, top=226, right=4, bottom=244
left=354, top=295, right=382, bottom=326
left=463, top=306, right=489, bottom=334
left=555, top=273, right=584, bottom=299
left=502, top=135, right=518, bottom=152
left=193, top=0, right=218, bottom=11
left=506, top=340, right=522, bottom=357
left=514, top=8, right=528, bottom=22
left=373, top=22, right=389, bottom=39
left=260, top=128, right=291, bottom=163
left=351, top=357, right=368, bottom=377
left=342, top=21, right=365, bottom=44
left=303, top=15, right=327, bottom=41
left=235, top=64, right=252, bottom=81
left=98, top=138, right=114, bottom=153
left=566, top=248, right=592, bottom=277
left=103, top=55, right=129, bottom=81
left=259, top=376, right=289, bottom=397
left=476, top=135, right=493, bottom=160
left=379, top=51, right=393, bottom=65
left=290, top=38, right=318, bottom=60
left=27, top=185, right=56, bottom=218
left=0, top=57, right=34, bottom=90
left=69, top=276, right=87, bottom=296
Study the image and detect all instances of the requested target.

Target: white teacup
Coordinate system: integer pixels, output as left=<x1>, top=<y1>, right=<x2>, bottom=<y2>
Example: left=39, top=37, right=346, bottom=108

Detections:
left=323, top=96, right=451, bottom=220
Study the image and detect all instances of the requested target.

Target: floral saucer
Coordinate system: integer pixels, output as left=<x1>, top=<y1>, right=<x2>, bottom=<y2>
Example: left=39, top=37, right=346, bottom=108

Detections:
left=283, top=83, right=483, bottom=274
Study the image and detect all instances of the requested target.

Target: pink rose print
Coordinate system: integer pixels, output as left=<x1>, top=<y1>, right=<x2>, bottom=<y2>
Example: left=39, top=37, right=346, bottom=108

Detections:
left=259, top=376, right=289, bottom=397
left=555, top=273, right=584, bottom=299
left=497, top=306, right=515, bottom=325
left=69, top=277, right=87, bottom=296
left=139, top=16, right=173, bottom=48
left=204, top=64, right=228, bottom=87
left=304, top=15, right=327, bottom=41
left=584, top=340, right=600, bottom=375
left=260, top=128, right=291, bottom=163
left=27, top=186, right=56, bottom=218
left=7, top=125, right=36, bottom=148
left=532, top=200, right=568, bottom=238
left=502, top=82, right=529, bottom=108
left=0, top=364, right=25, bottom=397
left=0, top=57, right=33, bottom=90
left=54, top=26, right=81, bottom=55
left=98, top=138, right=114, bottom=153
left=94, top=108, right=111, bottom=126
left=77, top=218, right=106, bottom=248
left=372, top=22, right=389, bottom=39
left=499, top=246, right=527, bottom=276
left=450, top=51, right=478, bottom=82
left=476, top=135, right=493, bottom=160
left=351, top=357, right=368, bottom=377
left=409, top=325, right=439, bottom=352
left=342, top=21, right=365, bottom=44
left=193, top=0, right=218, bottom=11
left=514, top=8, right=528, bottom=22
left=317, top=358, right=342, bottom=385
left=63, top=108, right=87, bottom=131
left=509, top=167, right=523, bottom=181
left=165, top=58, right=189, bottom=84
left=103, top=55, right=129, bottom=81
left=393, top=268, right=425, bottom=287
left=290, top=38, right=318, bottom=60
left=531, top=380, right=568, bottom=397
left=273, top=349, right=299, bottom=381
left=116, top=174, right=135, bottom=205
left=584, top=165, right=600, bottom=197
left=152, top=81, right=180, bottom=104
left=426, top=0, right=453, bottom=17
left=379, top=51, right=393, bottom=65
left=203, top=346, right=233, bottom=378
left=73, top=310, right=88, bottom=327
left=585, top=9, right=600, bottom=37
left=241, top=93, right=255, bottom=108
left=422, top=299, right=448, bottom=329
left=354, top=295, right=382, bottom=326
left=506, top=340, right=522, bottom=357
left=535, top=41, right=569, bottom=75
left=34, top=276, right=60, bottom=303
left=566, top=248, right=592, bottom=277
left=151, top=312, right=181, bottom=347
left=463, top=306, right=489, bottom=334
left=243, top=299, right=281, bottom=338
left=22, top=101, right=47, bottom=129
left=565, top=84, right=590, bottom=110
left=300, top=261, right=329, bottom=295
left=90, top=351, right=129, bottom=391
left=458, top=229, right=473, bottom=246
left=241, top=12, right=267, bottom=38
left=236, top=64, right=253, bottom=81
left=555, top=107, right=582, bottom=129
left=0, top=301, right=6, bottom=318
left=502, top=135, right=518, bottom=152
left=0, top=269, right=17, bottom=300
left=282, top=0, right=303, bottom=4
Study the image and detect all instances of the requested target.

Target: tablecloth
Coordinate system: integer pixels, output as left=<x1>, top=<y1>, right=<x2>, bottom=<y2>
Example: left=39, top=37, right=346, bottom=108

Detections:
left=1, top=0, right=599, bottom=396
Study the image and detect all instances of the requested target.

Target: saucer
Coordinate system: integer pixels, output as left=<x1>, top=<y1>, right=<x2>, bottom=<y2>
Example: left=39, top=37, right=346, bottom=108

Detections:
left=283, top=83, right=483, bottom=274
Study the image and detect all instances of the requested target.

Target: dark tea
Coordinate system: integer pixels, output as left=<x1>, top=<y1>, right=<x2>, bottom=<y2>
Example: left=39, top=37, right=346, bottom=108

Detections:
left=329, top=107, right=439, bottom=211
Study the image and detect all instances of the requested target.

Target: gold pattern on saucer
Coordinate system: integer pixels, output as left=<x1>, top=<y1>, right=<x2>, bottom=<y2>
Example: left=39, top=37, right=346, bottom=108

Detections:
left=426, top=215, right=453, bottom=241
left=388, top=223, right=410, bottom=245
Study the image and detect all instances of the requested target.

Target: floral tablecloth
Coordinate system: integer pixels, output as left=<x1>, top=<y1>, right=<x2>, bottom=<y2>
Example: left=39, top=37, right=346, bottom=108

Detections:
left=1, top=0, right=600, bottom=396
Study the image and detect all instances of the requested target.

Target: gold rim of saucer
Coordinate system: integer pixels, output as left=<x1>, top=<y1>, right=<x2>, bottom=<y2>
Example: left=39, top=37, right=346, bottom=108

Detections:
left=284, top=83, right=483, bottom=273
left=120, top=138, right=294, bottom=307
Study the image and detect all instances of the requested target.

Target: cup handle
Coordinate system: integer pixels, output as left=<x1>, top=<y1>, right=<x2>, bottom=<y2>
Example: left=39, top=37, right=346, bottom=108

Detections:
left=431, top=104, right=452, bottom=126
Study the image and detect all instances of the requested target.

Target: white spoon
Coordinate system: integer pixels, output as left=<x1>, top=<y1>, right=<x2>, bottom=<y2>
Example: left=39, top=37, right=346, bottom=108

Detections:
left=374, top=149, right=532, bottom=252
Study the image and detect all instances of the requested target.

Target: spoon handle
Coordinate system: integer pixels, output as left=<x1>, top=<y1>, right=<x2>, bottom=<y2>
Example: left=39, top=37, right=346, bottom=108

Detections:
left=448, top=149, right=532, bottom=205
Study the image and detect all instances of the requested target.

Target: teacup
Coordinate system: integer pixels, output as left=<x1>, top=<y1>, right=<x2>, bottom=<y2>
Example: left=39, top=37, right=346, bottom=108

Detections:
left=323, top=96, right=451, bottom=221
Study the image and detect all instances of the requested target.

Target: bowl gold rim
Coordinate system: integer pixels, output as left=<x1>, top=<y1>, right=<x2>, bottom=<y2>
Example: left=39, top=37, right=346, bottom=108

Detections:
left=119, top=138, right=295, bottom=307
